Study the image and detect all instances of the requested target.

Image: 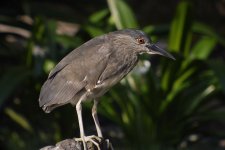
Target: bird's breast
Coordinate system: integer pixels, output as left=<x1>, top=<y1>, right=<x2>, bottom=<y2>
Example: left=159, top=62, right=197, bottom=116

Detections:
left=86, top=77, right=119, bottom=99
left=87, top=57, right=138, bottom=99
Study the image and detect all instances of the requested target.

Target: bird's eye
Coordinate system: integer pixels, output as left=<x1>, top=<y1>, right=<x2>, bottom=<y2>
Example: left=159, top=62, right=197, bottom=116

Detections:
left=137, top=38, right=145, bottom=44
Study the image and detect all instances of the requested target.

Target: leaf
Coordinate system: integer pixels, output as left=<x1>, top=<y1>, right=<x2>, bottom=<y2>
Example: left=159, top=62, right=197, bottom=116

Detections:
left=192, top=22, right=225, bottom=47
left=191, top=36, right=217, bottom=60
left=160, top=67, right=196, bottom=112
left=168, top=1, right=193, bottom=53
left=56, top=35, right=82, bottom=49
left=89, top=9, right=109, bottom=23
left=83, top=25, right=105, bottom=37
left=43, top=59, right=56, bottom=74
left=107, top=0, right=138, bottom=29
left=143, top=24, right=170, bottom=35
left=185, top=85, right=216, bottom=115
left=4, top=107, right=33, bottom=132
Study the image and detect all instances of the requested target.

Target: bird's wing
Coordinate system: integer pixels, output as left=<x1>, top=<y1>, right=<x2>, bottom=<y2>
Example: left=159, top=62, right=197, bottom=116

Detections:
left=39, top=35, right=111, bottom=108
left=97, top=53, right=138, bottom=85
left=48, top=34, right=107, bottom=80
left=38, top=64, right=87, bottom=108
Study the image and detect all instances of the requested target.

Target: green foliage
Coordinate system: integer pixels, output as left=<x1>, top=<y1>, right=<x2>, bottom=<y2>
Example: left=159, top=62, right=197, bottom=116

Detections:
left=107, top=0, right=138, bottom=29
left=0, top=0, right=225, bottom=150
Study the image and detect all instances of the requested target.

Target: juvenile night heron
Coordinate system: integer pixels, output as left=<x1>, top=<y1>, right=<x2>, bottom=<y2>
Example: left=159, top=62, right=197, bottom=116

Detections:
left=39, top=29, right=175, bottom=149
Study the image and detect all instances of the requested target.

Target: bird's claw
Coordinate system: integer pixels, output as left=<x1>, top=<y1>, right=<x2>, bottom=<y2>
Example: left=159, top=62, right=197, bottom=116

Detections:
left=75, top=135, right=102, bottom=150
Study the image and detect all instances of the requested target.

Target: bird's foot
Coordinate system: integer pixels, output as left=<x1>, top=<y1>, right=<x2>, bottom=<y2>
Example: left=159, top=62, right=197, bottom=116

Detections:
left=75, top=135, right=102, bottom=150
left=105, top=139, right=114, bottom=150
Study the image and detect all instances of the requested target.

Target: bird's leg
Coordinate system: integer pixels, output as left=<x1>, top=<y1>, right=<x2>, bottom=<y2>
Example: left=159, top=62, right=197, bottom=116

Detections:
left=92, top=99, right=103, bottom=138
left=76, top=98, right=87, bottom=150
left=75, top=97, right=101, bottom=150
left=92, top=100, right=114, bottom=150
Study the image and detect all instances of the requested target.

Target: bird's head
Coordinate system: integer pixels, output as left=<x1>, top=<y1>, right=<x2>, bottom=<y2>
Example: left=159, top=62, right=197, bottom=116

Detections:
left=112, top=29, right=175, bottom=60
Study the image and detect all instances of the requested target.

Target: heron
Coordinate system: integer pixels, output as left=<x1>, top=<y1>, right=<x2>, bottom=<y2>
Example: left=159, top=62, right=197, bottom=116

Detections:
left=39, top=29, right=175, bottom=150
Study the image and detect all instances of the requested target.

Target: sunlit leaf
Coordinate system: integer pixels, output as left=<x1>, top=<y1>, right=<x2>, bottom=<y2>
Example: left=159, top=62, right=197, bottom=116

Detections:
left=44, top=59, right=55, bottom=73
left=107, top=0, right=138, bottom=29
left=4, top=107, right=33, bottom=132
left=168, top=1, right=192, bottom=53
left=84, top=25, right=105, bottom=37
left=160, top=67, right=196, bottom=112
left=191, top=36, right=217, bottom=60
left=89, top=9, right=109, bottom=23
left=56, top=35, right=83, bottom=49
left=185, top=85, right=216, bottom=115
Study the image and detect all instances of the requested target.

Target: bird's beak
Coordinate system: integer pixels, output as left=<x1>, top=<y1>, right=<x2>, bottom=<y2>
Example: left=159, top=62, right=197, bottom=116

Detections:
left=146, top=44, right=175, bottom=60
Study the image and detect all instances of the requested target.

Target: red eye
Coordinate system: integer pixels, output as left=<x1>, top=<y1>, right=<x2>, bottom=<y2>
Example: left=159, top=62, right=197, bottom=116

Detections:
left=137, top=38, right=145, bottom=44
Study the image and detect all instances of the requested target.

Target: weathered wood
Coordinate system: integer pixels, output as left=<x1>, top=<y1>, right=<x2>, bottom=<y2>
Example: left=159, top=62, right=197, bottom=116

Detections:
left=40, top=138, right=113, bottom=150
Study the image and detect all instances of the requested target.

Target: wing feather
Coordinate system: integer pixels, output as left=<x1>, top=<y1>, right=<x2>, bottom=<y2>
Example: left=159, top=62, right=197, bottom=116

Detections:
left=39, top=35, right=111, bottom=110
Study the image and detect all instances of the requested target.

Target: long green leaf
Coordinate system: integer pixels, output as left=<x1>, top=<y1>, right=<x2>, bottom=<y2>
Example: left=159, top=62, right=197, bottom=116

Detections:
left=84, top=25, right=105, bottom=37
left=185, top=85, right=216, bottom=115
left=4, top=107, right=33, bottom=132
left=192, top=22, right=225, bottom=47
left=191, top=36, right=217, bottom=60
left=107, top=0, right=138, bottom=29
left=160, top=67, right=196, bottom=112
left=89, top=9, right=109, bottom=23
left=168, top=1, right=192, bottom=53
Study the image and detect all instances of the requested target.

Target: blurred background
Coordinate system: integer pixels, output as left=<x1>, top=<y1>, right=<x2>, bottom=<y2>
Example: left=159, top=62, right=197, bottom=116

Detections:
left=0, top=0, right=225, bottom=149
